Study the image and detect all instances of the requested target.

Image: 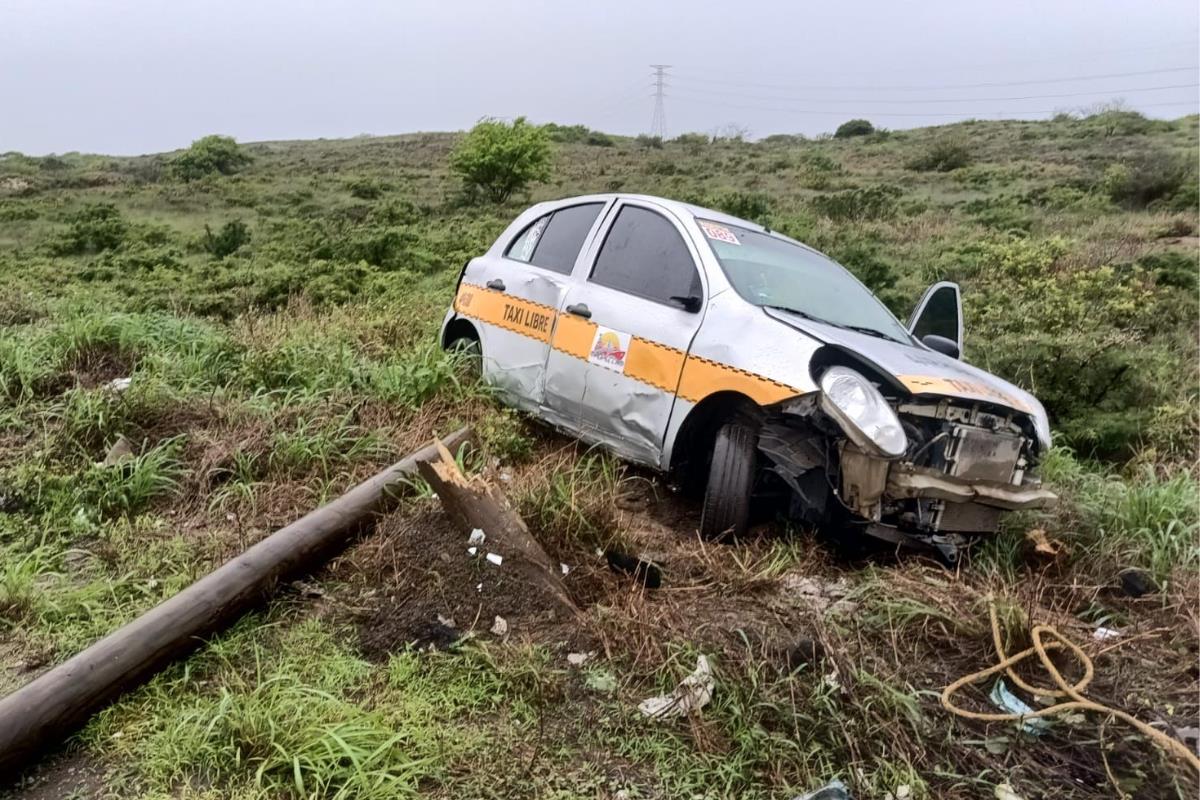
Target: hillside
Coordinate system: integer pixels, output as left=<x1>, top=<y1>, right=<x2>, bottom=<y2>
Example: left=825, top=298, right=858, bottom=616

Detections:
left=0, top=113, right=1198, bottom=799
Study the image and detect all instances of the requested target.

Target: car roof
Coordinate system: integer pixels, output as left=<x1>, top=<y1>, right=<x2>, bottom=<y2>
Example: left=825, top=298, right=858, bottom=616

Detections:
left=537, top=193, right=769, bottom=233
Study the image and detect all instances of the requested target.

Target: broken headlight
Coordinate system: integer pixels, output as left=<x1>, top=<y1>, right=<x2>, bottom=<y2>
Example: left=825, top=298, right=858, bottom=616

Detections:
left=819, top=366, right=907, bottom=458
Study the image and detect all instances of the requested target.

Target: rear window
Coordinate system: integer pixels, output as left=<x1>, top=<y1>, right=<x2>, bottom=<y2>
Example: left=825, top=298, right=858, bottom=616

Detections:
left=505, top=203, right=603, bottom=275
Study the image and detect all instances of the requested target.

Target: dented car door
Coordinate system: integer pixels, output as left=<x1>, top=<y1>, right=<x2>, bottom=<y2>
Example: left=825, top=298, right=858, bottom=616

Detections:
left=541, top=201, right=706, bottom=465
left=458, top=202, right=607, bottom=409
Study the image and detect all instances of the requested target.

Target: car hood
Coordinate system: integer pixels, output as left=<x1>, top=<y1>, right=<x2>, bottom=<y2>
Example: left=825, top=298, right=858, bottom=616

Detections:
left=763, top=307, right=1046, bottom=419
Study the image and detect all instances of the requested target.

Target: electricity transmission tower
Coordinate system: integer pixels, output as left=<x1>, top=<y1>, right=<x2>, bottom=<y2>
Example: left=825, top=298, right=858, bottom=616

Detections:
left=650, top=64, right=671, bottom=139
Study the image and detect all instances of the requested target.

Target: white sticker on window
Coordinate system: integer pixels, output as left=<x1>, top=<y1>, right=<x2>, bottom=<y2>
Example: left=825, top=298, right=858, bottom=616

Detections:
left=518, top=216, right=549, bottom=261
left=700, top=221, right=739, bottom=245
left=588, top=327, right=631, bottom=373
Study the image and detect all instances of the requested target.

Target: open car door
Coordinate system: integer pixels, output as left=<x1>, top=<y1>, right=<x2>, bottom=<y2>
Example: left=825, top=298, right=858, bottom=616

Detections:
left=908, top=281, right=963, bottom=358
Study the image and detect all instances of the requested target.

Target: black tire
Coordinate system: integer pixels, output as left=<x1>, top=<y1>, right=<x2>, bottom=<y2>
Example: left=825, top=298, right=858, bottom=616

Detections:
left=700, top=422, right=757, bottom=541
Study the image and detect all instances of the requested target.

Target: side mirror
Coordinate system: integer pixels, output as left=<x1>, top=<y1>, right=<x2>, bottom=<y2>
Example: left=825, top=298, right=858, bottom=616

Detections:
left=921, top=334, right=960, bottom=359
left=670, top=294, right=702, bottom=313
left=908, top=281, right=963, bottom=357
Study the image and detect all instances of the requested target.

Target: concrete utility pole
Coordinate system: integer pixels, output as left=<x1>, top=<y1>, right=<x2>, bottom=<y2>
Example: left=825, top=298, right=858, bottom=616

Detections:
left=650, top=64, right=670, bottom=139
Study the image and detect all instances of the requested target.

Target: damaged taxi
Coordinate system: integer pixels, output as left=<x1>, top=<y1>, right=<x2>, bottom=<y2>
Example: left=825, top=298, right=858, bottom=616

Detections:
left=440, top=194, right=1055, bottom=559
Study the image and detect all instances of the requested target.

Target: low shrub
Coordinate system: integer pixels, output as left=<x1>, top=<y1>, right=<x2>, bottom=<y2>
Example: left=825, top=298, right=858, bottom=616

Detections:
left=1099, top=150, right=1194, bottom=209
left=202, top=220, right=251, bottom=258
left=834, top=119, right=874, bottom=138
left=170, top=135, right=251, bottom=181
left=906, top=139, right=971, bottom=172
left=811, top=184, right=902, bottom=221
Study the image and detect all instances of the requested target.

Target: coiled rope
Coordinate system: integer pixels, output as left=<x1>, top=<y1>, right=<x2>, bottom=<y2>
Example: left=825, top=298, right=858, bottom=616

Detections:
left=940, top=596, right=1200, bottom=773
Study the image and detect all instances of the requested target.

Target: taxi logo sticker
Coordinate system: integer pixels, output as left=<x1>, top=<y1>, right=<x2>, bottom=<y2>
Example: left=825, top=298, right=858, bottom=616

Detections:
left=588, top=327, right=630, bottom=373
left=700, top=221, right=739, bottom=245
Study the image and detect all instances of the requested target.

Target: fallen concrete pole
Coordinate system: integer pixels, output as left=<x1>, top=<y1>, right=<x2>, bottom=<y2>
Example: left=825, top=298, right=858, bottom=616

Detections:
left=0, top=427, right=473, bottom=777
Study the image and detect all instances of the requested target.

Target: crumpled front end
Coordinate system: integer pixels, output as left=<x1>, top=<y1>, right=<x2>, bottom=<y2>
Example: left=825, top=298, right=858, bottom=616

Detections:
left=764, top=393, right=1056, bottom=561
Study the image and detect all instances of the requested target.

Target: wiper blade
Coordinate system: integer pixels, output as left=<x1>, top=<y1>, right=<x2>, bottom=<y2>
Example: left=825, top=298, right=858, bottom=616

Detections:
left=764, top=305, right=833, bottom=326
left=840, top=324, right=903, bottom=343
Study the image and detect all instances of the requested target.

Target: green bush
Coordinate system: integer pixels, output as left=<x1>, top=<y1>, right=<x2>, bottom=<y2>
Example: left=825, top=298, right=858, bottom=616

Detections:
left=54, top=203, right=128, bottom=254
left=834, top=119, right=874, bottom=138
left=906, top=139, right=971, bottom=172
left=202, top=220, right=251, bottom=258
left=449, top=117, right=552, bottom=203
left=585, top=131, right=615, bottom=147
left=713, top=191, right=772, bottom=223
left=1099, top=150, right=1194, bottom=209
left=811, top=184, right=902, bottom=221
left=170, top=135, right=251, bottom=181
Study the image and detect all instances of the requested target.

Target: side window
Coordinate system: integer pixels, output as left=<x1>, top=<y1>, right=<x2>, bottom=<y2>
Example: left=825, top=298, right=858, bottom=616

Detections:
left=530, top=203, right=603, bottom=275
left=505, top=214, right=550, bottom=263
left=504, top=203, right=603, bottom=274
left=590, top=206, right=701, bottom=304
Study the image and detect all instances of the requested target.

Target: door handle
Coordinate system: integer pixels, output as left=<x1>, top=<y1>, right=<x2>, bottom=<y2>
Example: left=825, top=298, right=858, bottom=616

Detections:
left=566, top=303, right=591, bottom=319
left=486, top=279, right=506, bottom=291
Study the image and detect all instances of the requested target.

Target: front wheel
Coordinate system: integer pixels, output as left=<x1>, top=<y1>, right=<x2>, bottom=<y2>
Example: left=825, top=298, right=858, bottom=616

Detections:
left=699, top=422, right=757, bottom=541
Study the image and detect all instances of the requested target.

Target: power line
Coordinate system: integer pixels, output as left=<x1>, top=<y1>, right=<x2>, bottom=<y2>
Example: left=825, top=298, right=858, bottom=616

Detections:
left=668, top=95, right=1199, bottom=119
left=650, top=64, right=671, bottom=138
left=668, top=65, right=1199, bottom=93
left=666, top=80, right=1200, bottom=106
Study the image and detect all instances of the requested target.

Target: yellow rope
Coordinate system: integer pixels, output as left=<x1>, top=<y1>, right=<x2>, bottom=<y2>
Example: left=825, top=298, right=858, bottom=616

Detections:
left=940, top=597, right=1200, bottom=773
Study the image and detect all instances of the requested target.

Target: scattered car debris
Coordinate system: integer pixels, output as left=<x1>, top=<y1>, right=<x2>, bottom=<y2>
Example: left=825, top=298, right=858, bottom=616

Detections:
left=485, top=552, right=503, bottom=566
left=1119, top=567, right=1158, bottom=598
left=103, top=376, right=132, bottom=393
left=993, top=783, right=1025, bottom=800
left=467, top=546, right=477, bottom=556
left=605, top=549, right=662, bottom=589
left=566, top=651, right=594, bottom=667
left=792, top=778, right=852, bottom=800
left=489, top=616, right=508, bottom=637
left=989, top=679, right=1049, bottom=735
left=1092, top=626, right=1121, bottom=641
left=884, top=786, right=911, bottom=800
left=1025, top=527, right=1065, bottom=559
left=638, top=655, right=713, bottom=719
left=467, top=528, right=486, bottom=546
left=560, top=562, right=570, bottom=575
left=100, top=435, right=134, bottom=467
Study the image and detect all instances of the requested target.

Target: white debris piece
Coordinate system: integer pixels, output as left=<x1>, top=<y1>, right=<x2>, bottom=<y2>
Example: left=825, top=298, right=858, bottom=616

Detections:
left=490, top=616, right=508, bottom=636
left=475, top=582, right=483, bottom=592
left=467, top=546, right=478, bottom=556
left=566, top=651, right=594, bottom=667
left=638, top=655, right=714, bottom=719
left=560, top=562, right=570, bottom=575
left=467, top=528, right=486, bottom=546
left=1092, top=626, right=1121, bottom=641
left=486, top=552, right=503, bottom=566
left=104, top=377, right=132, bottom=393
left=437, top=614, right=457, bottom=628
left=994, top=783, right=1025, bottom=800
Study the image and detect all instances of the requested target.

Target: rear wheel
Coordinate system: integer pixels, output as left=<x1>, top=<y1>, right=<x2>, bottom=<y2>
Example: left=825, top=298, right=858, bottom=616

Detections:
left=699, top=422, right=757, bottom=541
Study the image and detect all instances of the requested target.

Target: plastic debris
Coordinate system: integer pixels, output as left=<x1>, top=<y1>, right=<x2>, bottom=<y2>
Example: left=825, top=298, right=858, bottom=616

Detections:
left=467, top=528, right=486, bottom=546
left=560, top=562, right=570, bottom=575
left=566, top=651, right=594, bottom=667
left=990, top=679, right=1049, bottom=734
left=791, top=779, right=852, bottom=800
left=103, top=377, right=132, bottom=393
left=885, top=786, right=911, bottom=800
left=638, top=655, right=713, bottom=719
left=475, top=582, right=483, bottom=592
left=994, top=783, right=1025, bottom=800
left=1092, top=626, right=1121, bottom=641
left=485, top=552, right=503, bottom=566
left=467, top=546, right=478, bottom=556
left=490, top=616, right=508, bottom=636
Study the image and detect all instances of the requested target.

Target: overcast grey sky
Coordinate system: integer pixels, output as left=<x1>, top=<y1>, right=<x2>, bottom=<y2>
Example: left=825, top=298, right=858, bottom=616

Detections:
left=2, top=0, right=1197, bottom=155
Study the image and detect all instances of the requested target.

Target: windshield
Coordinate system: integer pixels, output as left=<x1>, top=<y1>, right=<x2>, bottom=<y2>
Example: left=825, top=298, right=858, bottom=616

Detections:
left=697, top=219, right=913, bottom=344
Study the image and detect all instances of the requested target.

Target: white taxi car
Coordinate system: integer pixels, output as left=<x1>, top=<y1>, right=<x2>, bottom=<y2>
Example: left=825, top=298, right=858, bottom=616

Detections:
left=440, top=194, right=1055, bottom=559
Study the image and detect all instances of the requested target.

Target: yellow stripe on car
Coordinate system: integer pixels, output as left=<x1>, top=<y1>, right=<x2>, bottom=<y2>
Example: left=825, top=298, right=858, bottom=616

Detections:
left=453, top=283, right=805, bottom=405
